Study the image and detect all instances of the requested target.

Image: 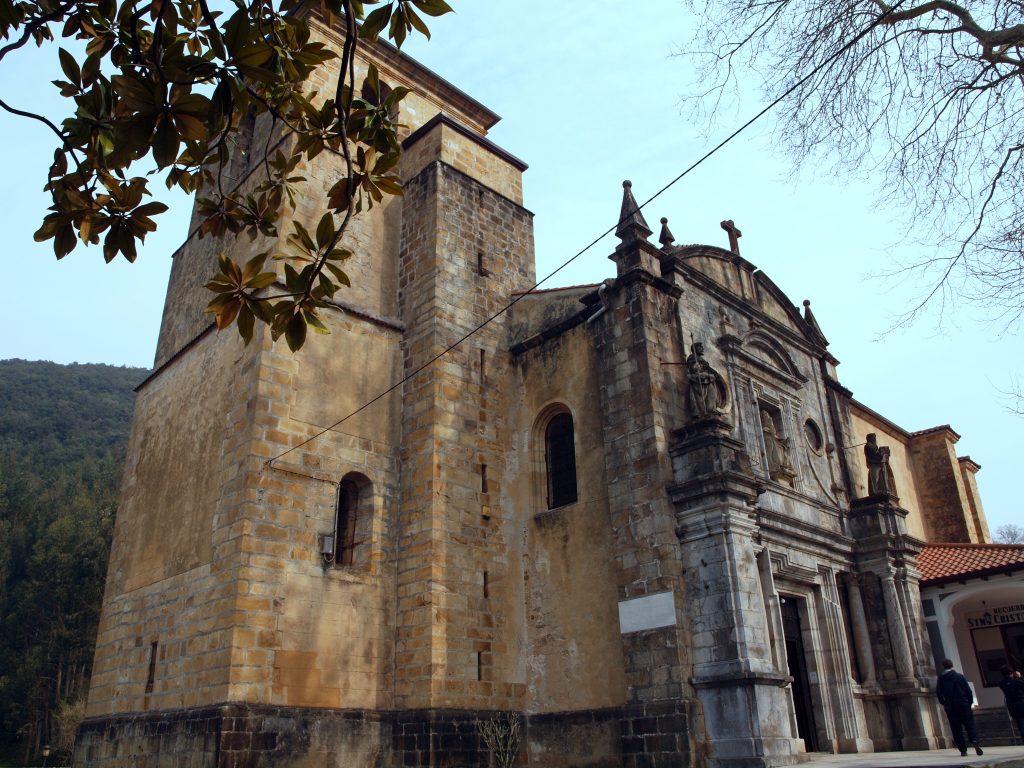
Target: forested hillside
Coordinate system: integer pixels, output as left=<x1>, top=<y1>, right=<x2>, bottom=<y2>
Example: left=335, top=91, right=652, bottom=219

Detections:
left=0, top=360, right=145, bottom=765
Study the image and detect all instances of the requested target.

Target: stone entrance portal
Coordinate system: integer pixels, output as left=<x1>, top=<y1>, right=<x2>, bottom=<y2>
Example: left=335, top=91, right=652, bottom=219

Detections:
left=781, top=596, right=818, bottom=752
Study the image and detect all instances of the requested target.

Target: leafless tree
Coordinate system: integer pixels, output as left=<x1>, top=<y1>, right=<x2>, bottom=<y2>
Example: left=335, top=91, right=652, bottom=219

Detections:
left=994, top=523, right=1024, bottom=542
left=684, top=1, right=1024, bottom=331
left=475, top=713, right=521, bottom=768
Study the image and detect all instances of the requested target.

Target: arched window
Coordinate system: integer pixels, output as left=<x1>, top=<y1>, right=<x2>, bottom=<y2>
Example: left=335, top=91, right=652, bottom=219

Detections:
left=335, top=473, right=371, bottom=567
left=545, top=411, right=578, bottom=509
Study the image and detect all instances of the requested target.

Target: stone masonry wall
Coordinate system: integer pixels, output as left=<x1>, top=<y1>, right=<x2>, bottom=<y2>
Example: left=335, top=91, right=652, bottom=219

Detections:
left=592, top=261, right=690, bottom=707
left=87, top=330, right=258, bottom=717
left=224, top=310, right=402, bottom=711
left=394, top=133, right=534, bottom=715
left=154, top=20, right=501, bottom=368
left=908, top=430, right=975, bottom=542
left=511, top=321, right=629, bottom=714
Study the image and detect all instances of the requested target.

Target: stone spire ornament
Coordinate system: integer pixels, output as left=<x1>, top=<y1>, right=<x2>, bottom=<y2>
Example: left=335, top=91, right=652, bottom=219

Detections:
left=658, top=217, right=675, bottom=248
left=802, top=299, right=828, bottom=346
left=615, top=180, right=652, bottom=242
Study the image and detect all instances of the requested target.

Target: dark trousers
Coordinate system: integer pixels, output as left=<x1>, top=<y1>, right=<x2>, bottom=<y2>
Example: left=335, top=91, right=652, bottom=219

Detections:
left=944, top=703, right=979, bottom=752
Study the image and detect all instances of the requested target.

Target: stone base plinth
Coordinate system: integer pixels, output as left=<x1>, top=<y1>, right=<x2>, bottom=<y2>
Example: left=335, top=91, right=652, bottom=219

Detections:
left=75, top=700, right=692, bottom=767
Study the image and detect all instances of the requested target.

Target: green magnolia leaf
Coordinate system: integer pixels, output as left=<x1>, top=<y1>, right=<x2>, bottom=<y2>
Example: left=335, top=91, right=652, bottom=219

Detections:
left=315, top=212, right=335, bottom=249
left=58, top=47, right=81, bottom=87
left=214, top=297, right=242, bottom=329
left=247, top=272, right=279, bottom=290
left=237, top=304, right=255, bottom=342
left=303, top=308, right=329, bottom=333
left=247, top=296, right=275, bottom=323
left=152, top=119, right=180, bottom=168
left=241, top=251, right=269, bottom=282
left=285, top=310, right=307, bottom=351
left=359, top=4, right=391, bottom=39
left=31, top=0, right=447, bottom=350
left=414, top=0, right=453, bottom=17
left=325, top=262, right=351, bottom=286
left=291, top=221, right=316, bottom=253
left=404, top=4, right=429, bottom=38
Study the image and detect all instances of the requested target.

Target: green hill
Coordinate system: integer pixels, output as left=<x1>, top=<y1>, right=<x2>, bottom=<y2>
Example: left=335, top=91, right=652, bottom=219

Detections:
left=0, top=359, right=146, bottom=765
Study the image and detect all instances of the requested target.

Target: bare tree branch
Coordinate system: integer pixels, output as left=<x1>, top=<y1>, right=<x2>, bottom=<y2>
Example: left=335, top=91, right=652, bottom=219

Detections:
left=683, top=0, right=1024, bottom=333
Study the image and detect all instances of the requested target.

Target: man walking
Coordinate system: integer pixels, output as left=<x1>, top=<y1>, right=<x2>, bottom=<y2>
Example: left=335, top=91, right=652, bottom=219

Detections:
left=936, top=659, right=983, bottom=756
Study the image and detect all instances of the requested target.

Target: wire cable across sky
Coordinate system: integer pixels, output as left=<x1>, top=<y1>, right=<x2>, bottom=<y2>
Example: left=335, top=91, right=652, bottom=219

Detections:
left=266, top=1, right=908, bottom=470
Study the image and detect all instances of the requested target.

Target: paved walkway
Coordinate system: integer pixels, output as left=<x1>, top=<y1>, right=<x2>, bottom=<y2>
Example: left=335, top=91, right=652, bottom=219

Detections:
left=802, top=745, right=1024, bottom=768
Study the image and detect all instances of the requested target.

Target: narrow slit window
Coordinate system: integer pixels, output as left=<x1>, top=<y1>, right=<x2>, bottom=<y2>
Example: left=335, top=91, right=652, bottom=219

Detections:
left=483, top=570, right=489, bottom=599
left=481, top=463, right=488, bottom=494
left=146, top=641, right=158, bottom=693
left=545, top=411, right=578, bottom=509
left=479, top=349, right=486, bottom=383
left=477, top=251, right=486, bottom=276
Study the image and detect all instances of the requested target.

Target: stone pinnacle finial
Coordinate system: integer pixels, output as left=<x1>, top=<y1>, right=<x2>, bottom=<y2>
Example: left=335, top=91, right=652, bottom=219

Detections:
left=615, top=180, right=652, bottom=242
left=659, top=217, right=675, bottom=248
left=802, top=299, right=828, bottom=345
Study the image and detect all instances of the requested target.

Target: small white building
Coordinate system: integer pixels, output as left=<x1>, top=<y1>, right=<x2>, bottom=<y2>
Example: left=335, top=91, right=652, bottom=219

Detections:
left=919, top=543, right=1024, bottom=712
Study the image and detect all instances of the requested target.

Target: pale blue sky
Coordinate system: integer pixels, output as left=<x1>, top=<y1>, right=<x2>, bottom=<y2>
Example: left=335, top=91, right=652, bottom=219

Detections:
left=0, top=1, right=1018, bottom=532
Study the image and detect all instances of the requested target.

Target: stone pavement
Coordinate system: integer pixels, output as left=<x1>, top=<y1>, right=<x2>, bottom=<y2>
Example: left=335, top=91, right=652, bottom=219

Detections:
left=802, top=745, right=1024, bottom=768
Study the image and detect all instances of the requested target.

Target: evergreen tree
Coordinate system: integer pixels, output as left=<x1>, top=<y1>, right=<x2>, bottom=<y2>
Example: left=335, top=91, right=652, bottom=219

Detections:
left=0, top=360, right=144, bottom=764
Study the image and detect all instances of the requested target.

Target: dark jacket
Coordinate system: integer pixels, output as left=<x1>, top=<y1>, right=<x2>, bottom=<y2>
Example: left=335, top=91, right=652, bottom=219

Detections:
left=936, top=668, right=974, bottom=708
left=1000, top=675, right=1024, bottom=717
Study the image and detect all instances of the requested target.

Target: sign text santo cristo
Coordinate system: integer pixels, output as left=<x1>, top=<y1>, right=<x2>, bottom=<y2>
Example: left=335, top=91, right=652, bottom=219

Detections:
left=967, top=603, right=1024, bottom=629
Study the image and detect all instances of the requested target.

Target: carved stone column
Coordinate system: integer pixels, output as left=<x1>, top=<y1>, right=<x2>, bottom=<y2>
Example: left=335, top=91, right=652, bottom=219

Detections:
left=895, top=564, right=931, bottom=682
left=881, top=574, right=916, bottom=681
left=844, top=575, right=877, bottom=686
left=671, top=422, right=801, bottom=768
left=848, top=494, right=942, bottom=751
left=757, top=548, right=787, bottom=675
left=818, top=568, right=873, bottom=753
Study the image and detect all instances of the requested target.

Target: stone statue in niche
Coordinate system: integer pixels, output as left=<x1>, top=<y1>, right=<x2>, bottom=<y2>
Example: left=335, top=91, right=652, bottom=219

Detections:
left=760, top=408, right=795, bottom=483
left=686, top=342, right=728, bottom=420
left=864, top=433, right=898, bottom=498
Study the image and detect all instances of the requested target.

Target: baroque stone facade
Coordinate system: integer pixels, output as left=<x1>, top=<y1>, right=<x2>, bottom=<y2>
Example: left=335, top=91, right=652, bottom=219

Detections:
left=77, top=15, right=995, bottom=768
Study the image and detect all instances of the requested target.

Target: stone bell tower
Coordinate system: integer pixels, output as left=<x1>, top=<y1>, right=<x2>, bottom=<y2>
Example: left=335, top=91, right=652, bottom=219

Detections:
left=76, top=16, right=535, bottom=766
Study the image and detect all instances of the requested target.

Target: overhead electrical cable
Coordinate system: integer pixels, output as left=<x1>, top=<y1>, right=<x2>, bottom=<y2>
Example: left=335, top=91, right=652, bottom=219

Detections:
left=268, top=0, right=909, bottom=473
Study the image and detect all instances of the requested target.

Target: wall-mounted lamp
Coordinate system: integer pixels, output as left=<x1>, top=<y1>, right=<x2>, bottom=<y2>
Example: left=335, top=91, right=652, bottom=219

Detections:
left=318, top=533, right=335, bottom=566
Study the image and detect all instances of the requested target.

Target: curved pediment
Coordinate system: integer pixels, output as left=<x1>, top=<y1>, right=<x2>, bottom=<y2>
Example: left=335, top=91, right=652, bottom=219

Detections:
left=731, top=329, right=808, bottom=387
left=673, top=244, right=828, bottom=351
left=674, top=244, right=751, bottom=298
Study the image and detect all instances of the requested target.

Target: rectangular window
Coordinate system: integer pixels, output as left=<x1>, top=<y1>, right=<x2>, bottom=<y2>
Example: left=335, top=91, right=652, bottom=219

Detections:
left=335, top=475, right=373, bottom=568
left=971, top=621, right=1024, bottom=686
left=545, top=412, right=578, bottom=508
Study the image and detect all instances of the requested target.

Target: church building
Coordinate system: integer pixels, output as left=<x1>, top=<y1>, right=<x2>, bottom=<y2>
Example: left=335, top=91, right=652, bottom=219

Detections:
left=76, top=14, right=1010, bottom=768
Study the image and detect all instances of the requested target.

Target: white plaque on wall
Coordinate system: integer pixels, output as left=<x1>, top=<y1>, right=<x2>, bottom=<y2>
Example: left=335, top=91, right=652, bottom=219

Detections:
left=618, top=590, right=676, bottom=634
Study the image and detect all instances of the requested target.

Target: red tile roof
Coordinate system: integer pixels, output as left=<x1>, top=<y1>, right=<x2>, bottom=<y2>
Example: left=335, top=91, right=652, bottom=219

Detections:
left=918, top=543, right=1024, bottom=586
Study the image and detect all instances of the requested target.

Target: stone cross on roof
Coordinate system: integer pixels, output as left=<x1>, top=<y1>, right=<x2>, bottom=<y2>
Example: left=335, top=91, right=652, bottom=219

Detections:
left=720, top=219, right=742, bottom=256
